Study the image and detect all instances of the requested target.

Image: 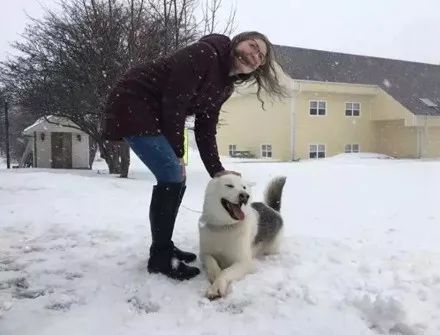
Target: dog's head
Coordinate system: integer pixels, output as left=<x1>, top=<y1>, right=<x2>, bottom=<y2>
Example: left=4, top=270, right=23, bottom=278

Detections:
left=201, top=174, right=253, bottom=226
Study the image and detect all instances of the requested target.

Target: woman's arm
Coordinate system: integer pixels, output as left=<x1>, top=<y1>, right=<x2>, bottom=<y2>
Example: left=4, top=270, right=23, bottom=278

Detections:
left=160, top=42, right=219, bottom=158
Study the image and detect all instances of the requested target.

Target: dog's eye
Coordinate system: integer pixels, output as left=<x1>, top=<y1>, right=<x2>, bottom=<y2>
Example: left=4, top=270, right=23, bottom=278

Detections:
left=225, top=184, right=234, bottom=188
left=243, top=186, right=247, bottom=190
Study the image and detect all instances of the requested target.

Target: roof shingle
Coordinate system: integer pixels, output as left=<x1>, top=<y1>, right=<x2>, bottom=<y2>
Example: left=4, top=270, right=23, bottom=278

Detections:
left=274, top=45, right=440, bottom=116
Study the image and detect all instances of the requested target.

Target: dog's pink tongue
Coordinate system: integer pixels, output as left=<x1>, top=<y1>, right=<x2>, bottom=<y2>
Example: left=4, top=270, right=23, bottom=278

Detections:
left=232, top=204, right=245, bottom=220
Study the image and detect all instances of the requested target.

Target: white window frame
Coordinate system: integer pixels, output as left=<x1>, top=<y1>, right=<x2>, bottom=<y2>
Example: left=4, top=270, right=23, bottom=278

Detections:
left=261, top=144, right=272, bottom=158
left=345, top=102, right=361, bottom=117
left=345, top=144, right=360, bottom=153
left=309, top=144, right=326, bottom=159
left=228, top=144, right=237, bottom=157
left=309, top=100, right=327, bottom=116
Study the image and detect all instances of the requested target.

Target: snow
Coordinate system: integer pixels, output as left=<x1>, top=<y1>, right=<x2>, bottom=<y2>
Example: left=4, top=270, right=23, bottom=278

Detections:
left=1, top=150, right=440, bottom=335
left=383, top=79, right=391, bottom=88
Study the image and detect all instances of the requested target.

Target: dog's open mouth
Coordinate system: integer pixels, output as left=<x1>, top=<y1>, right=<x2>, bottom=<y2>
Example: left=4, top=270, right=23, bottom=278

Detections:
left=221, top=198, right=245, bottom=221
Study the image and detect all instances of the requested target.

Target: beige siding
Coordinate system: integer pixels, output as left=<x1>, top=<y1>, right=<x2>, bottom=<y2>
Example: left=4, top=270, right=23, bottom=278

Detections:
left=414, top=115, right=440, bottom=127
left=216, top=77, right=440, bottom=161
left=218, top=93, right=293, bottom=160
left=426, top=127, right=440, bottom=158
left=371, top=90, right=415, bottom=125
left=294, top=90, right=375, bottom=159
left=373, top=120, right=418, bottom=157
left=295, top=81, right=378, bottom=95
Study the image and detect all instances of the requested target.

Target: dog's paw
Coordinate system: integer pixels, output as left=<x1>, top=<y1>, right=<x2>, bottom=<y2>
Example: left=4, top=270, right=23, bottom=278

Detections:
left=206, top=278, right=229, bottom=300
left=207, top=269, right=221, bottom=284
left=205, top=287, right=221, bottom=300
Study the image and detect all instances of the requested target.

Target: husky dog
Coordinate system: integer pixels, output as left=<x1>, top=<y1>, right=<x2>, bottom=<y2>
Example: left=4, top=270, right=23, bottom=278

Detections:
left=198, top=174, right=286, bottom=299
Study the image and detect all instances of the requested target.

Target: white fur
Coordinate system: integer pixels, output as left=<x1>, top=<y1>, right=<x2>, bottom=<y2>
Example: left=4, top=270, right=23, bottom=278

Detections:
left=198, top=174, right=282, bottom=299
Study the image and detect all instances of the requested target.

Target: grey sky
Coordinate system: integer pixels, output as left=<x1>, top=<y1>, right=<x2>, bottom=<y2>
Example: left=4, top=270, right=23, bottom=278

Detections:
left=1, top=0, right=439, bottom=64
left=219, top=0, right=440, bottom=64
left=0, top=0, right=57, bottom=60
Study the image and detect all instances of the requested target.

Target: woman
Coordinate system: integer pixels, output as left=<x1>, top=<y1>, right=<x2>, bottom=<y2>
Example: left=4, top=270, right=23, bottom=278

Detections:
left=102, top=31, right=286, bottom=280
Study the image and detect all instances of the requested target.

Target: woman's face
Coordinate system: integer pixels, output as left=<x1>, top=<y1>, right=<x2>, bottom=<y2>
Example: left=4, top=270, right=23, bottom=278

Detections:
left=232, top=38, right=268, bottom=75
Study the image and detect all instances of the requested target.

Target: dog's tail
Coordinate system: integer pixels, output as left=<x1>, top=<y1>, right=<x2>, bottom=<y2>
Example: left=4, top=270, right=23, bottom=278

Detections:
left=263, top=176, right=287, bottom=212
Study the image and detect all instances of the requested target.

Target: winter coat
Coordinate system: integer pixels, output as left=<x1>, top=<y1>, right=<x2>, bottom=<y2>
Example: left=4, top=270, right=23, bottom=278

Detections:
left=102, top=34, right=235, bottom=177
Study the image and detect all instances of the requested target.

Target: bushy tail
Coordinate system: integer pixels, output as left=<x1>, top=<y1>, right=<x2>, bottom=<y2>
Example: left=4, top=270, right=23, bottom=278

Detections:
left=263, top=176, right=287, bottom=212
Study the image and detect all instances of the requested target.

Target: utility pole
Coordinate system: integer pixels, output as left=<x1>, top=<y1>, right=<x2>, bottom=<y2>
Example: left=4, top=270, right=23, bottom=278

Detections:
left=4, top=100, right=10, bottom=169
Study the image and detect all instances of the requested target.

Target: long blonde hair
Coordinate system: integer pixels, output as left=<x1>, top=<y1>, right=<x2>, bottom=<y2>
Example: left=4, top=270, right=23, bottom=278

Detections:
left=231, top=31, right=288, bottom=108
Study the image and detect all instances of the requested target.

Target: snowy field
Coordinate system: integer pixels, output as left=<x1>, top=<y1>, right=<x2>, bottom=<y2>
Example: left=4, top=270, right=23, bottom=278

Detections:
left=1, top=150, right=440, bottom=335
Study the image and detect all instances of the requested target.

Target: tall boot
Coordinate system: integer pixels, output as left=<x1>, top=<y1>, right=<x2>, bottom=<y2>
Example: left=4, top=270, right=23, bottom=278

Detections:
left=147, top=182, right=200, bottom=280
left=172, top=185, right=197, bottom=263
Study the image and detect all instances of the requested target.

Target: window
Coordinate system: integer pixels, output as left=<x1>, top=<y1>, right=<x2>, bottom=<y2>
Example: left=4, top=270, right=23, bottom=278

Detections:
left=419, top=98, right=437, bottom=108
left=345, top=144, right=360, bottom=153
left=228, top=144, right=237, bottom=157
left=309, top=144, right=326, bottom=159
left=310, top=100, right=327, bottom=116
left=261, top=144, right=272, bottom=158
left=345, top=102, right=361, bottom=116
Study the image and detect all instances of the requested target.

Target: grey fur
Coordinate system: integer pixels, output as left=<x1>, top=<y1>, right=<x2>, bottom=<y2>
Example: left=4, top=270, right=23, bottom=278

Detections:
left=263, top=176, right=287, bottom=212
left=252, top=176, right=286, bottom=245
left=251, top=202, right=283, bottom=244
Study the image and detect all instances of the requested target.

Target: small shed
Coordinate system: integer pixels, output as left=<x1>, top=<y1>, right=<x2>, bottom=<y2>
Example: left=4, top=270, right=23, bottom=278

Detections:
left=21, top=116, right=90, bottom=169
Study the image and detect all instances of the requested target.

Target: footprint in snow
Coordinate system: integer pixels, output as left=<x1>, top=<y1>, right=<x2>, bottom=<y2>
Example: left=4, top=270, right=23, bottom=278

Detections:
left=14, top=288, right=46, bottom=299
left=127, top=296, right=160, bottom=314
left=0, top=277, right=29, bottom=290
left=216, top=299, right=251, bottom=315
left=65, top=272, right=83, bottom=280
left=0, top=261, right=26, bottom=272
left=45, top=293, right=80, bottom=312
left=23, top=245, right=46, bottom=253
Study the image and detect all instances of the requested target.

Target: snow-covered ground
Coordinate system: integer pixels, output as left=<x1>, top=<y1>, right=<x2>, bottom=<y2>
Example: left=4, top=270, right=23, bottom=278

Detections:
left=1, top=150, right=440, bottom=335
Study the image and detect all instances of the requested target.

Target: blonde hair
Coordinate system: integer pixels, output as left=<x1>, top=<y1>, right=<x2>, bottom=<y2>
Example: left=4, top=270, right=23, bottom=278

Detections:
left=231, top=31, right=288, bottom=108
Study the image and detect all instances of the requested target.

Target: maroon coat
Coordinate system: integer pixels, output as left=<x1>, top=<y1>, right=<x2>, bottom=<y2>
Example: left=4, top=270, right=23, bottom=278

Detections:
left=102, top=34, right=235, bottom=177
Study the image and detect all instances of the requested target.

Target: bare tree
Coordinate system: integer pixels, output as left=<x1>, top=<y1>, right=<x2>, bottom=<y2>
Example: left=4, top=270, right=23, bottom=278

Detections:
left=0, top=0, right=236, bottom=175
left=1, top=0, right=162, bottom=174
left=200, top=0, right=236, bottom=35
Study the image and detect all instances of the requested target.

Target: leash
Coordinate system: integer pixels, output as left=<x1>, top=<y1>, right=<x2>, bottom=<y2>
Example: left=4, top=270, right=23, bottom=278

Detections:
left=181, top=204, right=202, bottom=214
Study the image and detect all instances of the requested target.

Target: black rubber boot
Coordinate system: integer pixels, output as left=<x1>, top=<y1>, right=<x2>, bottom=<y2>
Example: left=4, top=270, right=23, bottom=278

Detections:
left=147, top=182, right=200, bottom=280
left=173, top=246, right=197, bottom=263
left=172, top=185, right=197, bottom=263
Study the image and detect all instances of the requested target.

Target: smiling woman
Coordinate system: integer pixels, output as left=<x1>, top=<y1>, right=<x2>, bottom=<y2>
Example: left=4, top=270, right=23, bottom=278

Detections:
left=229, top=31, right=288, bottom=106
left=101, top=30, right=287, bottom=281
left=231, top=38, right=267, bottom=74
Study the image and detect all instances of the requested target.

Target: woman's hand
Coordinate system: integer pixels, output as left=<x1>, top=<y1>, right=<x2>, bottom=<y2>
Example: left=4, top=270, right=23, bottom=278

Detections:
left=214, top=170, right=241, bottom=178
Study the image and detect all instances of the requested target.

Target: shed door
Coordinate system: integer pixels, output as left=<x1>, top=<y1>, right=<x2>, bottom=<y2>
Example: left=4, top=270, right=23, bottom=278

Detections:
left=51, top=132, right=72, bottom=169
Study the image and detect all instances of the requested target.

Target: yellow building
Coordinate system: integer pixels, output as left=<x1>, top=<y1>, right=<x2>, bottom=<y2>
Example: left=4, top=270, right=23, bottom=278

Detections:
left=217, top=46, right=440, bottom=160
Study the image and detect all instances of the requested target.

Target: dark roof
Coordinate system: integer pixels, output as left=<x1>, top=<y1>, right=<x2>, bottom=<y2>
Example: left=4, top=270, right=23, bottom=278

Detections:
left=274, top=45, right=440, bottom=116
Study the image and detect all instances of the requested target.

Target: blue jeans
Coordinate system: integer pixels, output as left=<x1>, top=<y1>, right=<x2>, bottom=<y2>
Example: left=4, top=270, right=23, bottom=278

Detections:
left=125, top=135, right=184, bottom=184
